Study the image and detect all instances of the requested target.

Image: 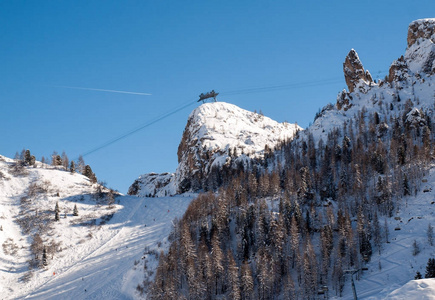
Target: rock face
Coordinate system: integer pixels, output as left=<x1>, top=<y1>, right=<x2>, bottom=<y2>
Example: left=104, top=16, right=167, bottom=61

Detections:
left=129, top=102, right=301, bottom=196
left=407, top=18, right=435, bottom=48
left=343, top=49, right=373, bottom=93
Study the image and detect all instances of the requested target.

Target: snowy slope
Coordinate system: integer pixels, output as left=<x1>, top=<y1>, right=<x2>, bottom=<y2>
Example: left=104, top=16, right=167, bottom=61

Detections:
left=130, top=102, right=301, bottom=197
left=332, top=166, right=435, bottom=299
left=0, top=155, right=194, bottom=299
left=387, top=278, right=435, bottom=299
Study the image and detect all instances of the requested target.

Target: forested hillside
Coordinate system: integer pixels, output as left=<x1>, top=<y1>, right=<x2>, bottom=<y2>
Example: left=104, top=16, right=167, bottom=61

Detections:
left=147, top=19, right=435, bottom=299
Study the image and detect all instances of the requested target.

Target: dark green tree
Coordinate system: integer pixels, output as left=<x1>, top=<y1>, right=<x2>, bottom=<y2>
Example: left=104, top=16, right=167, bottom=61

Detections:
left=73, top=204, right=78, bottom=216
left=42, top=247, right=48, bottom=266
left=55, top=202, right=60, bottom=221
left=425, top=258, right=435, bottom=278
left=415, top=271, right=422, bottom=280
left=83, top=165, right=97, bottom=183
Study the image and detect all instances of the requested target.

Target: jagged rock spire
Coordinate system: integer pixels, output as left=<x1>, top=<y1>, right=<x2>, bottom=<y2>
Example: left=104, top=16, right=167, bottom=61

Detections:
left=343, top=49, right=373, bottom=93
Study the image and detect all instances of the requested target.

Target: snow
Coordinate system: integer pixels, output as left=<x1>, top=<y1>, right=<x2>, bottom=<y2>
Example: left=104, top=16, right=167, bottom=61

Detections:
left=185, top=102, right=300, bottom=155
left=386, top=279, right=435, bottom=299
left=0, top=156, right=194, bottom=299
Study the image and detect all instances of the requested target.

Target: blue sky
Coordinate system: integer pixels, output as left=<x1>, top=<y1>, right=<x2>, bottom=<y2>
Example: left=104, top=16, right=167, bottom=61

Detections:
left=1, top=1, right=433, bottom=192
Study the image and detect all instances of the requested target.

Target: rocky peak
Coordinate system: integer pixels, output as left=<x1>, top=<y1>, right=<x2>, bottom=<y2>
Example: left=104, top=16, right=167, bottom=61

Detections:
left=175, top=102, right=301, bottom=193
left=343, top=49, right=373, bottom=93
left=129, top=102, right=301, bottom=196
left=407, top=18, right=435, bottom=48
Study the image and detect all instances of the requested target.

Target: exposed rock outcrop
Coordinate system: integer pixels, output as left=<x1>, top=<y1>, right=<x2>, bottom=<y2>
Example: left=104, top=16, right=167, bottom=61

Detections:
left=127, top=173, right=174, bottom=197
left=407, top=18, right=435, bottom=48
left=336, top=90, right=353, bottom=111
left=388, top=55, right=409, bottom=83
left=343, top=49, right=374, bottom=93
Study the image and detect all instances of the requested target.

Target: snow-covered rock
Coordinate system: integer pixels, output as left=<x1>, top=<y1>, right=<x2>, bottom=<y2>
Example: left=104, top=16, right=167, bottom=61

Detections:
left=128, top=172, right=175, bottom=197
left=130, top=102, right=301, bottom=196
left=404, top=19, right=435, bottom=75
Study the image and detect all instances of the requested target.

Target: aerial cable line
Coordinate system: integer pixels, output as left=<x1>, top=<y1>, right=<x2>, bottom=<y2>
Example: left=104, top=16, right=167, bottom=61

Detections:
left=79, top=72, right=388, bottom=157
left=80, top=98, right=198, bottom=158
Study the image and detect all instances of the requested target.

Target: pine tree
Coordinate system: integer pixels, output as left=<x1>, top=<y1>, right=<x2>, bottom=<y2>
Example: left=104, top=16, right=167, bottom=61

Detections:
left=55, top=202, right=60, bottom=221
left=415, top=271, right=423, bottom=279
left=83, top=165, right=97, bottom=183
left=70, top=161, right=76, bottom=174
left=42, top=247, right=48, bottom=266
left=73, top=204, right=78, bottom=216
left=426, top=258, right=435, bottom=278
left=428, top=223, right=434, bottom=246
left=227, top=251, right=241, bottom=300
left=241, top=261, right=254, bottom=300
left=211, top=234, right=224, bottom=295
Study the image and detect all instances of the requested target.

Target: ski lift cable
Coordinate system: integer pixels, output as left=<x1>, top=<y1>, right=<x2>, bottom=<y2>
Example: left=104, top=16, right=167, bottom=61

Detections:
left=78, top=71, right=388, bottom=158
left=80, top=98, right=198, bottom=158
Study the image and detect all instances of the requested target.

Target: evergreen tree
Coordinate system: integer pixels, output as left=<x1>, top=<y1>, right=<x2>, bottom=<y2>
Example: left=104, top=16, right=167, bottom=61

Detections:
left=42, top=247, right=48, bottom=266
left=70, top=161, right=76, bottom=174
left=227, top=251, right=241, bottom=300
left=55, top=202, right=60, bottom=221
left=73, top=204, right=78, bottom=216
left=241, top=261, right=254, bottom=300
left=415, top=271, right=422, bottom=280
left=83, top=165, right=97, bottom=183
left=426, top=258, right=435, bottom=278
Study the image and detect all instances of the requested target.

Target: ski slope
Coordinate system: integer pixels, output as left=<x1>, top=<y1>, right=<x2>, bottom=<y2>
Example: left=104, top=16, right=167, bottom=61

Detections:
left=20, top=195, right=193, bottom=300
left=0, top=155, right=194, bottom=299
left=338, top=166, right=435, bottom=299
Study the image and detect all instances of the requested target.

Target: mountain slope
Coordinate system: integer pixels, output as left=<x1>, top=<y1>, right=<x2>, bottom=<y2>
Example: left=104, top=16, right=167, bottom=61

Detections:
left=129, top=102, right=300, bottom=197
left=0, top=155, right=194, bottom=299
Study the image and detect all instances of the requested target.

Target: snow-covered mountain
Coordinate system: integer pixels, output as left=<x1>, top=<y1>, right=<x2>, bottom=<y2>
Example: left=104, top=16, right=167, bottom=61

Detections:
left=129, top=102, right=301, bottom=197
left=309, top=18, right=435, bottom=144
left=0, top=155, right=194, bottom=299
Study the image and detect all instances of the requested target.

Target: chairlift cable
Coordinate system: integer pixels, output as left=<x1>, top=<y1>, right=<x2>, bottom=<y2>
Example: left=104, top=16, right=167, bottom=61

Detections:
left=78, top=72, right=388, bottom=158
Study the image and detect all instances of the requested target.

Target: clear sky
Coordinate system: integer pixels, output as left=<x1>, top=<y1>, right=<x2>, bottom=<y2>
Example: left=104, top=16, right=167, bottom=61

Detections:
left=1, top=1, right=433, bottom=193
